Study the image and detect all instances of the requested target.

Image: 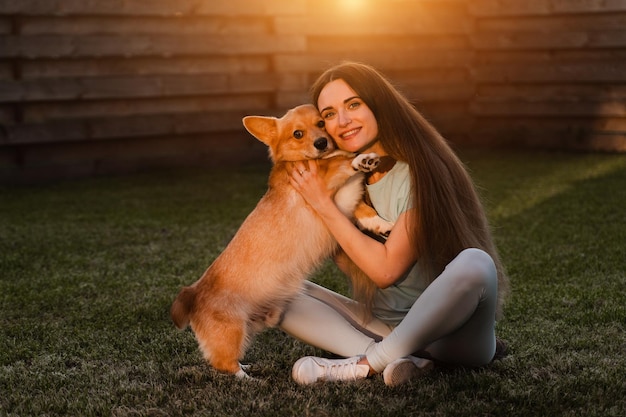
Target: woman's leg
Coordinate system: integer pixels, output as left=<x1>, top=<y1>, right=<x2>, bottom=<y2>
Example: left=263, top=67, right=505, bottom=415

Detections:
left=366, top=248, right=498, bottom=372
left=279, top=281, right=393, bottom=358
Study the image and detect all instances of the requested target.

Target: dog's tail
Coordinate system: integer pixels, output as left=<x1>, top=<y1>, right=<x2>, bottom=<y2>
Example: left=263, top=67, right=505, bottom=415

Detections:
left=170, top=286, right=196, bottom=329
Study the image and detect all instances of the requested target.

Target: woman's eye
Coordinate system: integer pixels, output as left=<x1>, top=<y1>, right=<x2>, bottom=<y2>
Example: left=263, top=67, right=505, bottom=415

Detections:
left=322, top=111, right=335, bottom=120
left=293, top=130, right=304, bottom=139
left=348, top=101, right=360, bottom=109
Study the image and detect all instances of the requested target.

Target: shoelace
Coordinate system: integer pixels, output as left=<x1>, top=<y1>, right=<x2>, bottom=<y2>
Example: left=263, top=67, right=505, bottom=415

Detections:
left=324, top=358, right=362, bottom=380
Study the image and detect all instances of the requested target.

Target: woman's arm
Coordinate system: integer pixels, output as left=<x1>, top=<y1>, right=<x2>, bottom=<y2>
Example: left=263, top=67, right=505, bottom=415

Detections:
left=291, top=159, right=418, bottom=289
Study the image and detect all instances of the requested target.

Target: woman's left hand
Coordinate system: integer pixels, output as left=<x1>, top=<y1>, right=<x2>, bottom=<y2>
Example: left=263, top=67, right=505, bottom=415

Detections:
left=289, top=159, right=334, bottom=214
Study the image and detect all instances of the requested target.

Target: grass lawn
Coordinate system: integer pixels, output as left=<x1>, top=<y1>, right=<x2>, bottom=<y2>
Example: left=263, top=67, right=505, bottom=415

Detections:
left=1, top=149, right=625, bottom=416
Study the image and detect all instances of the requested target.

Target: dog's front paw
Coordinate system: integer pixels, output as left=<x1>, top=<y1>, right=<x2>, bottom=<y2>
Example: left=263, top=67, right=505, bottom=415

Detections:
left=352, top=153, right=380, bottom=173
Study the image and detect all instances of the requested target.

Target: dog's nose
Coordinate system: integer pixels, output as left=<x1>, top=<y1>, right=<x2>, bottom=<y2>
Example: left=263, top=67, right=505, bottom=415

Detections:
left=314, top=137, right=328, bottom=150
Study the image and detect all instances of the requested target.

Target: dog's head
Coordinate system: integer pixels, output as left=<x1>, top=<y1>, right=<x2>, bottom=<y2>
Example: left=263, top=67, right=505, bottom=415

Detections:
left=243, top=104, right=334, bottom=163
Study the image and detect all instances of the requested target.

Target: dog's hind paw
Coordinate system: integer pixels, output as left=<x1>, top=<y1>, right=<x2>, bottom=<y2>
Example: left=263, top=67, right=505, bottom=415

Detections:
left=235, top=368, right=251, bottom=379
left=235, top=365, right=266, bottom=383
left=357, top=215, right=395, bottom=237
left=352, top=153, right=380, bottom=173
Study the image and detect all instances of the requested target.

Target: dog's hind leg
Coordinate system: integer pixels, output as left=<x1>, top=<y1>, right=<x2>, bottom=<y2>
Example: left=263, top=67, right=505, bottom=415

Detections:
left=192, top=316, right=248, bottom=377
left=354, top=201, right=394, bottom=237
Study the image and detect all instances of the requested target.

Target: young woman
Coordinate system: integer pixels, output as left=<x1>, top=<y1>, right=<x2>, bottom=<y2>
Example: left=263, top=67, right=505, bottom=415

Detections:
left=279, top=62, right=509, bottom=386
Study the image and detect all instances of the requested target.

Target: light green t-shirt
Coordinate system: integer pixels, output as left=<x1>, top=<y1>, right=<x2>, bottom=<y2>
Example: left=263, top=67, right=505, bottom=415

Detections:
left=366, top=161, right=427, bottom=326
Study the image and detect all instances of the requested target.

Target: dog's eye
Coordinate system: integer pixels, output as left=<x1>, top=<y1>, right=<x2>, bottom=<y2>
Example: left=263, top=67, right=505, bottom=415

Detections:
left=316, top=120, right=325, bottom=128
left=293, top=130, right=304, bottom=139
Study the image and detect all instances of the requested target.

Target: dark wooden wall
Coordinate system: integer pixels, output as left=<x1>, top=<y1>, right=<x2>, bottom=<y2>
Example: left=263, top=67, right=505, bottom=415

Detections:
left=1, top=0, right=625, bottom=182
left=471, top=0, right=626, bottom=152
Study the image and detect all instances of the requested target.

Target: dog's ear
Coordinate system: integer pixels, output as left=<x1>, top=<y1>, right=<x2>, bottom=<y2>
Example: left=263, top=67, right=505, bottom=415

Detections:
left=242, top=116, right=278, bottom=146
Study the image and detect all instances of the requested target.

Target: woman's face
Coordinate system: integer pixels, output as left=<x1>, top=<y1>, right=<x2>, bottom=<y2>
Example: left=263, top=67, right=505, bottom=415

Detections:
left=317, top=79, right=380, bottom=154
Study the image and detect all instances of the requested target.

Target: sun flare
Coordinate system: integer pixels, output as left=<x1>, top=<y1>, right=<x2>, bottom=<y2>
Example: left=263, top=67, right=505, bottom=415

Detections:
left=339, top=0, right=369, bottom=12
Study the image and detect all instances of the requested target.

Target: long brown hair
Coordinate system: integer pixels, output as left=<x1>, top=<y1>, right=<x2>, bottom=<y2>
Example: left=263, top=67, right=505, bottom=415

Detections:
left=310, top=62, right=509, bottom=318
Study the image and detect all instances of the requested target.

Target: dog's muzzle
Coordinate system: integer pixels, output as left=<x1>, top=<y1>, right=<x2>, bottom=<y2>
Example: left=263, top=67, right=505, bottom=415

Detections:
left=314, top=137, right=328, bottom=150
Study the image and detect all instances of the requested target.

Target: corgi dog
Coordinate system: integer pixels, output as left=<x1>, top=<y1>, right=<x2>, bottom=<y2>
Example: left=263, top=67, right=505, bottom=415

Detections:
left=170, top=104, right=392, bottom=378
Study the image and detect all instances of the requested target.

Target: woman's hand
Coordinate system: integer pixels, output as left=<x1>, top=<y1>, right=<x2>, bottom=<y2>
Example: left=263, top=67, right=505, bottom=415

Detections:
left=289, top=159, right=334, bottom=214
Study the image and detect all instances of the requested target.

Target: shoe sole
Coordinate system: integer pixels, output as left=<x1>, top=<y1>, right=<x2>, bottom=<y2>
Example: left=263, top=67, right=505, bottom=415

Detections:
left=384, top=358, right=434, bottom=387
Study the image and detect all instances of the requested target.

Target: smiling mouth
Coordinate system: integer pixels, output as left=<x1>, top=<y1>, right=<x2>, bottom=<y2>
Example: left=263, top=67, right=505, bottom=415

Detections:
left=340, top=128, right=360, bottom=139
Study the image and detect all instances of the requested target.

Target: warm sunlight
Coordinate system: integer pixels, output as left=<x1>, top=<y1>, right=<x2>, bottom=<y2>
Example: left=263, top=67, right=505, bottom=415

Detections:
left=339, top=0, right=370, bottom=12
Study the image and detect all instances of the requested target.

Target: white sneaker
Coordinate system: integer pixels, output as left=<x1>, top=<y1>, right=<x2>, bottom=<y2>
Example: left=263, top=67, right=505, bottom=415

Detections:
left=291, top=356, right=370, bottom=385
left=382, top=356, right=434, bottom=387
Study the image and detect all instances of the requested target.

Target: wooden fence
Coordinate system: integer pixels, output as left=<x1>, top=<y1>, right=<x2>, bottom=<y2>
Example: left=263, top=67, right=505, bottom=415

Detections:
left=1, top=0, right=625, bottom=182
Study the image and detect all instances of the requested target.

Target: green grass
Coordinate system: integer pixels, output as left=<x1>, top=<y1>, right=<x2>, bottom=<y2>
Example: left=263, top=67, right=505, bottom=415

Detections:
left=1, top=149, right=625, bottom=416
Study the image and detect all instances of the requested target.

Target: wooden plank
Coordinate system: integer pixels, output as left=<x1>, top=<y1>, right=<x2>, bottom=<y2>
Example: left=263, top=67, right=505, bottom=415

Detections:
left=0, top=76, right=226, bottom=102
left=0, top=132, right=269, bottom=185
left=0, top=16, right=11, bottom=34
left=307, top=35, right=469, bottom=54
left=471, top=0, right=626, bottom=17
left=0, top=111, right=253, bottom=145
left=89, top=113, right=243, bottom=140
left=20, top=57, right=270, bottom=79
left=1, top=119, right=88, bottom=144
left=0, top=105, right=13, bottom=124
left=470, top=100, right=626, bottom=117
left=389, top=68, right=470, bottom=85
left=475, top=50, right=552, bottom=64
left=474, top=116, right=626, bottom=131
left=308, top=0, right=470, bottom=17
left=473, top=30, right=626, bottom=50
left=274, top=7, right=472, bottom=36
left=470, top=0, right=551, bottom=17
left=0, top=73, right=279, bottom=102
left=592, top=117, right=626, bottom=131
left=264, top=0, right=306, bottom=15
left=476, top=49, right=626, bottom=66
left=551, top=0, right=626, bottom=14
left=472, top=62, right=626, bottom=83
left=277, top=73, right=308, bottom=92
left=0, top=34, right=306, bottom=58
left=478, top=14, right=626, bottom=32
left=0, top=1, right=304, bottom=17
left=476, top=84, right=626, bottom=103
left=554, top=49, right=626, bottom=61
left=401, top=83, right=475, bottom=103
left=572, top=132, right=626, bottom=152
left=0, top=62, right=12, bottom=80
left=21, top=95, right=272, bottom=123
left=229, top=73, right=280, bottom=95
left=18, top=16, right=271, bottom=36
left=275, top=91, right=309, bottom=109
left=412, top=103, right=474, bottom=136
left=274, top=50, right=473, bottom=72
left=471, top=119, right=626, bottom=152
left=0, top=0, right=268, bottom=17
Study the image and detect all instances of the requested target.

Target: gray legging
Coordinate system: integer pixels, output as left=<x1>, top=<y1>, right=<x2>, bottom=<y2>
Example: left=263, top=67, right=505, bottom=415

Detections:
left=280, top=248, right=498, bottom=373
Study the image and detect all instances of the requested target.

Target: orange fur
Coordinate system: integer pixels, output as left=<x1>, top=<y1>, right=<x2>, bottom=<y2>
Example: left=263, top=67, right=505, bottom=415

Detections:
left=170, top=104, right=382, bottom=378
